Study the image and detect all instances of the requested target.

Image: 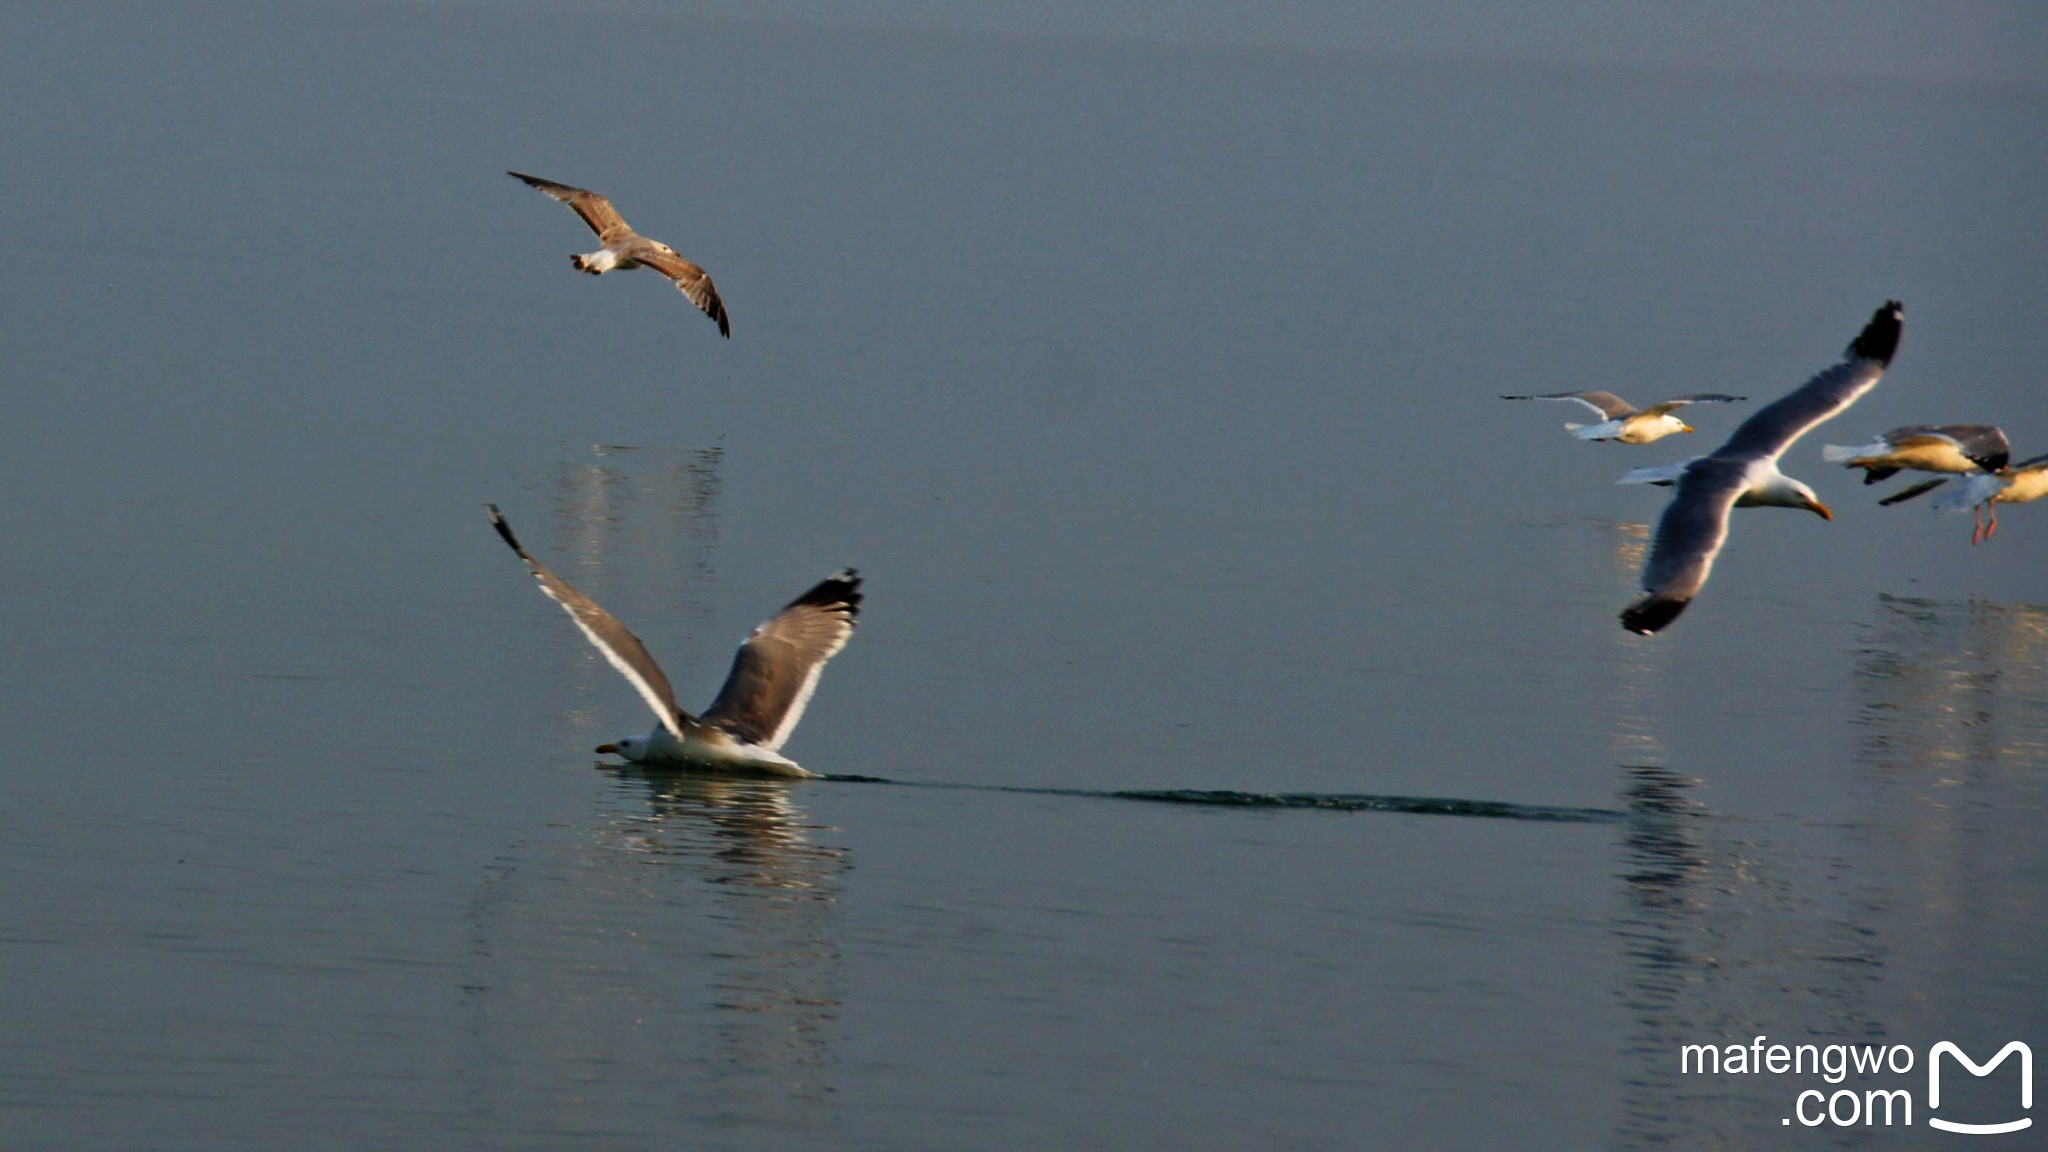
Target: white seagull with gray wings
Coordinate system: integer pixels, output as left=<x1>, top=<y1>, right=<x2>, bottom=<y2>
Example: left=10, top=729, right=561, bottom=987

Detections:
left=489, top=505, right=858, bottom=776
left=1501, top=390, right=1747, bottom=444
left=1621, top=301, right=1903, bottom=635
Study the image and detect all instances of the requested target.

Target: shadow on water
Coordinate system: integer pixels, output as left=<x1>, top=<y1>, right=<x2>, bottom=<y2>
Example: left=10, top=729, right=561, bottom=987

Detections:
left=821, top=774, right=1626, bottom=822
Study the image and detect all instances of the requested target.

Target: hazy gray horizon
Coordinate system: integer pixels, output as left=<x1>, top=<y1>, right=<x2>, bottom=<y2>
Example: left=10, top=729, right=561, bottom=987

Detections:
left=433, top=0, right=2048, bottom=85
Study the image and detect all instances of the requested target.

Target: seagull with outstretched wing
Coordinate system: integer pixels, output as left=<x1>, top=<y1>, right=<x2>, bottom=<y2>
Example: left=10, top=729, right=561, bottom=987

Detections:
left=488, top=505, right=858, bottom=776
left=509, top=171, right=731, bottom=337
left=1821, top=424, right=2009, bottom=507
left=1501, top=390, right=1747, bottom=444
left=1621, top=301, right=1903, bottom=635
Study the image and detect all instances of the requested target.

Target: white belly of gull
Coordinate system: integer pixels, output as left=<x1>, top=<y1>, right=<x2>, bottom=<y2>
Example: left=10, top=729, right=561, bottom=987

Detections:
left=629, top=727, right=819, bottom=778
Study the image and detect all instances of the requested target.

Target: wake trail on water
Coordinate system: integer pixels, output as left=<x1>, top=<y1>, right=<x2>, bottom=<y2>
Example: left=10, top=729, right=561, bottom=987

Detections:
left=819, top=775, right=1624, bottom=824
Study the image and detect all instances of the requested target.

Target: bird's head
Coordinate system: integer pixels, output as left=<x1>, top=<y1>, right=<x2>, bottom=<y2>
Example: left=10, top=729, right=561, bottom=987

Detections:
left=596, top=735, right=647, bottom=761
left=1747, top=474, right=1833, bottom=519
left=1782, top=478, right=1833, bottom=519
left=1794, top=479, right=1833, bottom=519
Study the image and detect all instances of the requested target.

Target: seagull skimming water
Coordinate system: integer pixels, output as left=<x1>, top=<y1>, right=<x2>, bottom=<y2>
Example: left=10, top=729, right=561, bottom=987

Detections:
left=488, top=505, right=857, bottom=776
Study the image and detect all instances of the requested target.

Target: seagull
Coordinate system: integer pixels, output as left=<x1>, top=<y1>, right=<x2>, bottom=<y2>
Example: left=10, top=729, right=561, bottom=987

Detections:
left=1821, top=424, right=2009, bottom=498
left=487, top=505, right=858, bottom=776
left=1928, top=451, right=2048, bottom=544
left=1622, top=423, right=1998, bottom=500
left=1620, top=301, right=1903, bottom=635
left=1500, top=391, right=1747, bottom=444
left=508, top=171, right=731, bottom=337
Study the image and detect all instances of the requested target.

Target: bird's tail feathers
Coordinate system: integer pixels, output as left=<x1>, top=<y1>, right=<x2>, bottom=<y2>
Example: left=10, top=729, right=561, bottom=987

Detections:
left=1570, top=420, right=1622, bottom=440
left=1821, top=439, right=1885, bottom=465
left=1617, top=461, right=1692, bottom=487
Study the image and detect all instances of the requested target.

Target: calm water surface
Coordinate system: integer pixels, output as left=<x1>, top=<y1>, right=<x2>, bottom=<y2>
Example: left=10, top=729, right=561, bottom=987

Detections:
left=2, top=3, right=2043, bottom=1148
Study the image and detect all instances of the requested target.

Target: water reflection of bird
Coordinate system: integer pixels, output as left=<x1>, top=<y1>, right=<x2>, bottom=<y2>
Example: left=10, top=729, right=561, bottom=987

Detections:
left=489, top=504, right=860, bottom=776
left=1855, top=593, right=2048, bottom=772
left=1848, top=594, right=2048, bottom=1056
left=1501, top=390, right=1747, bottom=444
left=1611, top=763, right=1714, bottom=1148
left=1620, top=301, right=1902, bottom=634
left=606, top=767, right=847, bottom=894
left=603, top=768, right=848, bottom=1102
left=509, top=171, right=731, bottom=337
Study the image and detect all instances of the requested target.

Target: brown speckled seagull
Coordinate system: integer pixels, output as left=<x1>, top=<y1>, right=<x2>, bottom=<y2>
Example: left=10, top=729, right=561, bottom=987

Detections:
left=509, top=171, right=731, bottom=338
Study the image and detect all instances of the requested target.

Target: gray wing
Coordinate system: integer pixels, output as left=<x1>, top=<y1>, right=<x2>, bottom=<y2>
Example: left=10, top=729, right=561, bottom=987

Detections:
left=1713, top=301, right=1902, bottom=462
left=1925, top=424, right=2011, bottom=471
left=1621, top=459, right=1748, bottom=635
left=1637, top=393, right=1748, bottom=417
left=1501, top=391, right=1636, bottom=419
left=508, top=171, right=633, bottom=243
left=486, top=504, right=687, bottom=739
left=629, top=243, right=732, bottom=338
left=701, top=570, right=862, bottom=750
left=1879, top=424, right=2012, bottom=471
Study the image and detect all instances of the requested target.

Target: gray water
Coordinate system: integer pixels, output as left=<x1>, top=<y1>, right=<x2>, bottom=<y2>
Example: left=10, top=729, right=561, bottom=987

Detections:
left=3, top=3, right=2044, bottom=1148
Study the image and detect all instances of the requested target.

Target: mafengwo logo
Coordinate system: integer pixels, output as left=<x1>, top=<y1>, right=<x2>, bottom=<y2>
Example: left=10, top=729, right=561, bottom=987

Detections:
left=1928, top=1043, right=2032, bottom=1135
left=1679, top=1038, right=2031, bottom=1133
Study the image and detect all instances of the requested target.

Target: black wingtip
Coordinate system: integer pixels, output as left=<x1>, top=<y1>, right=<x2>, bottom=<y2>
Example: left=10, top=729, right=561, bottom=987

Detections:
left=1620, top=594, right=1689, bottom=635
left=788, top=569, right=863, bottom=618
left=1846, top=300, right=1904, bottom=367
left=1862, top=466, right=1899, bottom=485
left=485, top=503, right=524, bottom=554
